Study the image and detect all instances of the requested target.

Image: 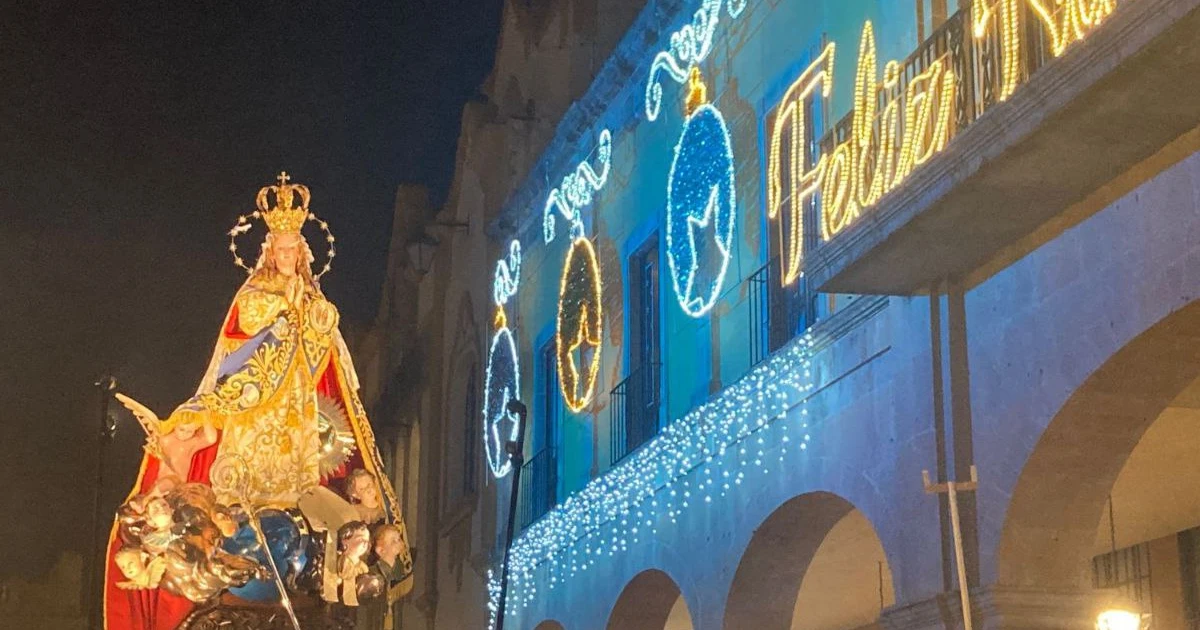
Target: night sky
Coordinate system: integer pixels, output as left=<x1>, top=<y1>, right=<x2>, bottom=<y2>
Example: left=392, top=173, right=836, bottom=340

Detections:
left=0, top=0, right=501, bottom=579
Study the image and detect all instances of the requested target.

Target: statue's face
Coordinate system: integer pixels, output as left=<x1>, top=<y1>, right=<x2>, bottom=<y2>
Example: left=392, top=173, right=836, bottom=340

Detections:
left=346, top=529, right=370, bottom=560
left=351, top=475, right=380, bottom=509
left=173, top=423, right=198, bottom=440
left=271, top=233, right=303, bottom=277
left=374, top=529, right=402, bottom=561
left=115, top=550, right=146, bottom=579
left=146, top=497, right=172, bottom=530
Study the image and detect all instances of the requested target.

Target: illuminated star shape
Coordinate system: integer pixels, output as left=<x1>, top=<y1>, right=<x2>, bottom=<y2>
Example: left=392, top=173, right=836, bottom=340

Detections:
left=566, top=303, right=601, bottom=405
left=682, top=184, right=730, bottom=314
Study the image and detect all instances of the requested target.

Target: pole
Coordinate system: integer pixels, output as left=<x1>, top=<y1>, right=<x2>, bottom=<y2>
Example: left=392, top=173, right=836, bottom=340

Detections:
left=923, top=465, right=978, bottom=630
left=495, top=399, right=528, bottom=630
left=88, top=376, right=117, bottom=630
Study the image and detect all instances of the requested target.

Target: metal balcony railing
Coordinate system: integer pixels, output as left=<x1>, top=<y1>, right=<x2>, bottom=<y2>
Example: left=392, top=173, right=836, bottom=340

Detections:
left=816, top=5, right=1057, bottom=173
left=608, top=362, right=663, bottom=466
left=519, top=448, right=557, bottom=529
left=748, top=258, right=812, bottom=368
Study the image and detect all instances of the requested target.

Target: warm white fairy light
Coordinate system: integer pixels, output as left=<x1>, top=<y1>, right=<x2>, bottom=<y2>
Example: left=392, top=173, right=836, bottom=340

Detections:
left=644, top=0, right=747, bottom=121
left=543, top=129, right=613, bottom=244
left=665, top=100, right=737, bottom=318
left=484, top=239, right=524, bottom=479
left=972, top=0, right=1118, bottom=101
left=766, top=44, right=835, bottom=286
left=487, top=332, right=817, bottom=628
left=556, top=237, right=604, bottom=412
left=493, top=240, right=522, bottom=308
left=484, top=326, right=521, bottom=478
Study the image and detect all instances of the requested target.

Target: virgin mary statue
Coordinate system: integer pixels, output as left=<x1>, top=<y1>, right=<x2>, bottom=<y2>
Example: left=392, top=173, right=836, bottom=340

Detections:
left=104, top=174, right=411, bottom=630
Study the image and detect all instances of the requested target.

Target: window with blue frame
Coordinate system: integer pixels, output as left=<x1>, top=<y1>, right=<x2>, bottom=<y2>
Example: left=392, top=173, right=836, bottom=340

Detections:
left=521, top=339, right=559, bottom=528
left=609, top=234, right=662, bottom=466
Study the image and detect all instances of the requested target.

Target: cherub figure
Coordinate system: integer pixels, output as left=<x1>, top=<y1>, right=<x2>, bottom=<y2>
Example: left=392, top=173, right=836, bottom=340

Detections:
left=297, top=468, right=386, bottom=603
left=116, top=393, right=218, bottom=480
left=336, top=521, right=371, bottom=607
left=346, top=469, right=385, bottom=525
left=114, top=547, right=167, bottom=590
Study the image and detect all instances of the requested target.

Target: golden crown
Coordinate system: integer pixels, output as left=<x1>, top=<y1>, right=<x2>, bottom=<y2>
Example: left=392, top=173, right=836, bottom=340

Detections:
left=255, top=172, right=311, bottom=234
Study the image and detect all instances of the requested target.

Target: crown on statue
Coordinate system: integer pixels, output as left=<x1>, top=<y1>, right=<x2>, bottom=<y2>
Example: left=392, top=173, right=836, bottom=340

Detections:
left=255, top=172, right=311, bottom=234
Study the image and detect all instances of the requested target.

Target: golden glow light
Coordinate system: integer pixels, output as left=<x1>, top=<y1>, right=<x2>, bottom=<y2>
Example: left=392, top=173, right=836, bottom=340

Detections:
left=972, top=0, right=1116, bottom=100
left=1095, top=609, right=1142, bottom=630
left=767, top=44, right=835, bottom=285
left=556, top=237, right=603, bottom=412
left=816, top=22, right=957, bottom=241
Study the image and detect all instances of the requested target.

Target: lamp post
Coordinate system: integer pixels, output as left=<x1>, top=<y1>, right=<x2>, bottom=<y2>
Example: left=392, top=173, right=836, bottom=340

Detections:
left=495, top=398, right=528, bottom=630
left=87, top=376, right=117, bottom=630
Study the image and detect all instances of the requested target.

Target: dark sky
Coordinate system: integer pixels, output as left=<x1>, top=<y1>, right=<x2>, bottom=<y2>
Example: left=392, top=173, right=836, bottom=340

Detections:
left=0, top=0, right=501, bottom=579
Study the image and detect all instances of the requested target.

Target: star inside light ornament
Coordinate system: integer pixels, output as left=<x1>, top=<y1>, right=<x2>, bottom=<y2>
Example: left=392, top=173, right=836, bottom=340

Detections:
left=556, top=237, right=604, bottom=413
left=483, top=241, right=524, bottom=478
left=665, top=68, right=737, bottom=318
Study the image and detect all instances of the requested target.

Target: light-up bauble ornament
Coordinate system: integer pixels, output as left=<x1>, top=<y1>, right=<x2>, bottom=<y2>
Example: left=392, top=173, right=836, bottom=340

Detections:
left=556, top=237, right=603, bottom=412
left=665, top=103, right=737, bottom=317
left=483, top=326, right=521, bottom=477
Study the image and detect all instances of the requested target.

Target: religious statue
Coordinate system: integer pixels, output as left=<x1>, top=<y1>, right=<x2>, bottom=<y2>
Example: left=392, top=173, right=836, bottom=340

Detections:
left=356, top=524, right=413, bottom=630
left=104, top=173, right=414, bottom=630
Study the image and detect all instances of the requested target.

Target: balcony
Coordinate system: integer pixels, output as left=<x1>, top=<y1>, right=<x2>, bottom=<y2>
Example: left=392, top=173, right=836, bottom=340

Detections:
left=805, top=0, right=1200, bottom=294
left=747, top=258, right=815, bottom=368
left=607, top=362, right=663, bottom=467
left=519, top=449, right=557, bottom=529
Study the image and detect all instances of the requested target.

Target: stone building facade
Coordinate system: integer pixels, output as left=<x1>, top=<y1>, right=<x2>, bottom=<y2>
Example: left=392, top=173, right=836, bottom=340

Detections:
left=367, top=0, right=1200, bottom=628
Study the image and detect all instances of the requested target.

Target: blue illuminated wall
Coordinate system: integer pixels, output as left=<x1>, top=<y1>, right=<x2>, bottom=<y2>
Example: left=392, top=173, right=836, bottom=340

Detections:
left=499, top=0, right=920, bottom=498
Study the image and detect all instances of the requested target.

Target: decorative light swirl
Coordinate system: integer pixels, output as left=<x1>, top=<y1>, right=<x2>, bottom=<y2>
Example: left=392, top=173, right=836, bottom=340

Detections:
left=644, top=0, right=747, bottom=122
left=493, top=240, right=523, bottom=307
left=227, top=212, right=337, bottom=279
left=542, top=129, right=613, bottom=243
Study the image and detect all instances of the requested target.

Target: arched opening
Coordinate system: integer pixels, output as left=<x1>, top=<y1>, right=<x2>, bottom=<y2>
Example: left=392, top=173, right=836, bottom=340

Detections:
left=533, top=621, right=566, bottom=630
left=997, top=299, right=1200, bottom=623
left=724, top=492, right=894, bottom=630
left=607, top=569, right=693, bottom=630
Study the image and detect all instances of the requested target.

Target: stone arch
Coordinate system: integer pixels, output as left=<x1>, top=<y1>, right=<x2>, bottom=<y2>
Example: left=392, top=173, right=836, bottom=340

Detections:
left=606, top=568, right=693, bottom=630
left=996, top=298, right=1200, bottom=589
left=533, top=621, right=565, bottom=630
left=723, top=491, right=894, bottom=630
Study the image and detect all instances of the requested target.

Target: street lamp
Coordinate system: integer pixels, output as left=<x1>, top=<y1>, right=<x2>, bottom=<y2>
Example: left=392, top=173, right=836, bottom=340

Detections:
left=405, top=233, right=440, bottom=277
left=1095, top=607, right=1143, bottom=630
left=495, top=398, right=528, bottom=630
left=88, top=376, right=117, bottom=630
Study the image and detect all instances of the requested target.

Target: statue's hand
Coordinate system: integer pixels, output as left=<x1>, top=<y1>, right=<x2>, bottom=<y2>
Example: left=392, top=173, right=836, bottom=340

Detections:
left=309, top=298, right=339, bottom=334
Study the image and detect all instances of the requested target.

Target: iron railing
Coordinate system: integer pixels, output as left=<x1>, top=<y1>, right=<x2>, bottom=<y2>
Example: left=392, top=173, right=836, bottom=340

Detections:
left=608, top=362, right=663, bottom=466
left=519, top=448, right=557, bottom=528
left=748, top=258, right=813, bottom=368
left=816, top=5, right=1057, bottom=171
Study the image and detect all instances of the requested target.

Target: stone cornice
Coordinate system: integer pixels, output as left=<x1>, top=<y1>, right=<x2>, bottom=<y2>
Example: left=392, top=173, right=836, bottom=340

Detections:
left=485, top=0, right=688, bottom=242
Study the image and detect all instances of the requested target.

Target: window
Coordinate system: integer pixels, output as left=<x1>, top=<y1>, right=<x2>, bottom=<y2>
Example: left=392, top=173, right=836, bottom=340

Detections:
left=757, top=76, right=823, bottom=365
left=462, top=368, right=479, bottom=496
left=610, top=235, right=663, bottom=466
left=1092, top=543, right=1153, bottom=614
left=520, top=340, right=559, bottom=528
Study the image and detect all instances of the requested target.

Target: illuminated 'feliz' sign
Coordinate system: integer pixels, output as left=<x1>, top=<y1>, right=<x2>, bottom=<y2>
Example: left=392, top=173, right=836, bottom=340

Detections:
left=769, top=0, right=1118, bottom=286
